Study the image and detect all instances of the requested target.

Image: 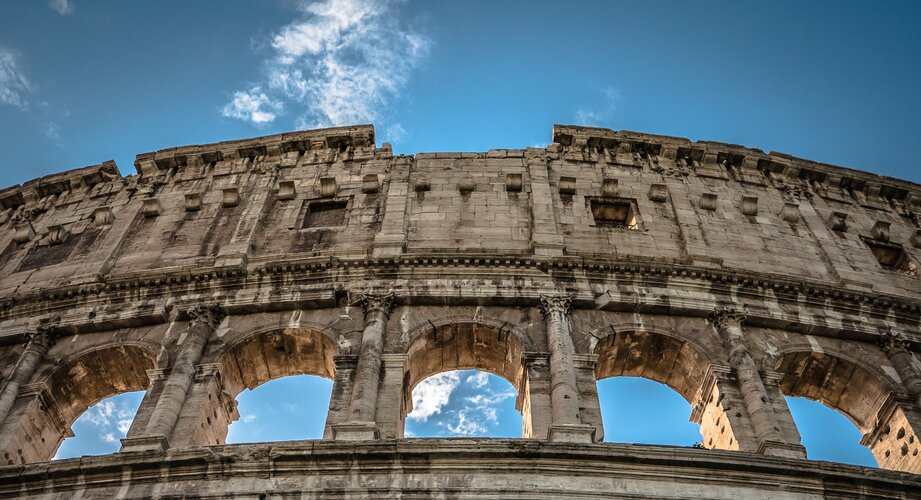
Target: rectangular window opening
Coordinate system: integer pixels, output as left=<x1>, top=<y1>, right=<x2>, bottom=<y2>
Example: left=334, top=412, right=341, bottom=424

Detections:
left=590, top=198, right=639, bottom=230
left=303, top=199, right=348, bottom=229
left=864, top=238, right=918, bottom=276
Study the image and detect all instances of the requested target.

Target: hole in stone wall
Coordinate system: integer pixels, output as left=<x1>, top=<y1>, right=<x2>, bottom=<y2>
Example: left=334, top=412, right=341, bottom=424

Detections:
left=596, top=377, right=701, bottom=446
left=589, top=198, right=639, bottom=230
left=227, top=375, right=332, bottom=443
left=786, top=396, right=878, bottom=467
left=862, top=238, right=918, bottom=276
left=54, top=391, right=143, bottom=460
left=404, top=370, right=520, bottom=438
left=302, top=199, right=348, bottom=229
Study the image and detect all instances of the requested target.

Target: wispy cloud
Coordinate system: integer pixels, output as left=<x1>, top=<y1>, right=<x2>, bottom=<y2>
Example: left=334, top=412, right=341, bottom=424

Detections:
left=407, top=371, right=460, bottom=422
left=49, top=0, right=74, bottom=16
left=0, top=48, right=32, bottom=110
left=574, top=86, right=621, bottom=127
left=222, top=87, right=281, bottom=125
left=465, top=372, right=489, bottom=389
left=223, top=0, right=429, bottom=141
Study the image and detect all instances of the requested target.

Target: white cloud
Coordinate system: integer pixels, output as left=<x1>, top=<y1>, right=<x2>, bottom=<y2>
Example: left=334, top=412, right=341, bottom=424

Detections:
left=116, top=419, right=132, bottom=434
left=49, top=0, right=74, bottom=15
left=446, top=409, right=487, bottom=436
left=224, top=0, right=429, bottom=135
left=242, top=414, right=257, bottom=423
left=574, top=86, right=621, bottom=127
left=0, top=48, right=32, bottom=110
left=465, top=372, right=489, bottom=389
left=222, top=87, right=281, bottom=125
left=407, top=371, right=460, bottom=422
left=103, top=433, right=116, bottom=443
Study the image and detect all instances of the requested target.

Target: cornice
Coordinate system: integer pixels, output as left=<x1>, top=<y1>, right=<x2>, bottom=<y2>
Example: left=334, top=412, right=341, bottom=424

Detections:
left=0, top=254, right=917, bottom=346
left=1, top=254, right=917, bottom=314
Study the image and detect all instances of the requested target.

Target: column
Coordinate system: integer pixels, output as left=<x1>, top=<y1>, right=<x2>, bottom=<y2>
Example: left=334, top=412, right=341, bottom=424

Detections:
left=323, top=354, right=358, bottom=439
left=864, top=331, right=921, bottom=473
left=711, top=307, right=805, bottom=458
left=539, top=294, right=595, bottom=443
left=332, top=292, right=393, bottom=440
left=879, top=331, right=921, bottom=406
left=168, top=363, right=238, bottom=447
left=0, top=328, right=55, bottom=430
left=526, top=153, right=565, bottom=257
left=518, top=353, right=552, bottom=439
left=573, top=353, right=605, bottom=442
left=373, top=156, right=411, bottom=257
left=121, top=305, right=224, bottom=452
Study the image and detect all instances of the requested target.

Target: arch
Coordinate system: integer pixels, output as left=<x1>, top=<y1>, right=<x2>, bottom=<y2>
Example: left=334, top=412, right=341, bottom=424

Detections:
left=592, top=325, right=744, bottom=450
left=593, top=326, right=714, bottom=404
left=2, top=344, right=158, bottom=464
left=403, top=321, right=525, bottom=436
left=219, top=327, right=338, bottom=396
left=171, top=327, right=340, bottom=447
left=404, top=315, right=532, bottom=355
left=774, top=349, right=894, bottom=434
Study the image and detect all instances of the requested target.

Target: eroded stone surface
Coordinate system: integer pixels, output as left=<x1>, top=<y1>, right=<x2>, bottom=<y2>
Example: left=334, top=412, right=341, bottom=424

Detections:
left=0, top=123, right=920, bottom=496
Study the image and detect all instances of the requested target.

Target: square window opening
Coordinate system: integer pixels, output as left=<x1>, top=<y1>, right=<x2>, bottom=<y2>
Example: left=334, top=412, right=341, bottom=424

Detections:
left=590, top=199, right=639, bottom=230
left=864, top=238, right=918, bottom=276
left=303, top=199, right=348, bottom=229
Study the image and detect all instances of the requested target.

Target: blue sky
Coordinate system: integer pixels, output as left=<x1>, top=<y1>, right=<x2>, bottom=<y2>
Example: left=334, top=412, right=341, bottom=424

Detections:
left=5, top=0, right=911, bottom=466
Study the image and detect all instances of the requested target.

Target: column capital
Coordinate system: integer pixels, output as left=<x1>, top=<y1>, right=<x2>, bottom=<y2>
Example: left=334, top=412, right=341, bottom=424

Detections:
left=27, top=325, right=58, bottom=349
left=186, top=304, right=225, bottom=330
left=539, top=293, right=572, bottom=317
left=710, top=306, right=747, bottom=332
left=352, top=291, right=395, bottom=317
left=878, top=330, right=910, bottom=357
left=522, top=352, right=550, bottom=366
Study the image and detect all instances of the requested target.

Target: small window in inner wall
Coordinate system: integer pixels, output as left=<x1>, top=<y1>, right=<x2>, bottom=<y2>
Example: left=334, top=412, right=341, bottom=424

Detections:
left=303, top=199, right=348, bottom=229
left=590, top=198, right=639, bottom=230
left=863, top=238, right=918, bottom=276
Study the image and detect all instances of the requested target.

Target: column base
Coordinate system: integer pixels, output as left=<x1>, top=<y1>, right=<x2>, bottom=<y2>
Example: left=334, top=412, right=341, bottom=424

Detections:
left=548, top=424, right=596, bottom=444
left=757, top=440, right=806, bottom=459
left=372, top=234, right=406, bottom=257
left=531, top=241, right=565, bottom=257
left=331, top=422, right=380, bottom=441
left=120, top=435, right=170, bottom=453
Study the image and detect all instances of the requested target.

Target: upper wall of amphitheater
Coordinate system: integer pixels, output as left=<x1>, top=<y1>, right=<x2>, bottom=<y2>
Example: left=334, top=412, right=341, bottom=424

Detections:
left=0, top=123, right=918, bottom=346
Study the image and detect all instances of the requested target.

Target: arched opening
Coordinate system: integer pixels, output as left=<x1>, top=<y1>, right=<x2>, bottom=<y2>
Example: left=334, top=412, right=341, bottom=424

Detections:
left=227, top=375, right=332, bottom=443
left=54, top=391, right=144, bottom=460
left=594, top=330, right=726, bottom=449
left=596, top=377, right=700, bottom=446
left=405, top=369, right=520, bottom=437
left=212, top=328, right=337, bottom=444
left=403, top=322, right=525, bottom=438
left=776, top=351, right=916, bottom=471
left=785, top=396, right=877, bottom=467
left=1, top=345, right=156, bottom=464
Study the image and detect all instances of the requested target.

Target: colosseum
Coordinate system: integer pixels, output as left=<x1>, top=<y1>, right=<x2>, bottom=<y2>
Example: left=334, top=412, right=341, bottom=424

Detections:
left=0, top=123, right=919, bottom=498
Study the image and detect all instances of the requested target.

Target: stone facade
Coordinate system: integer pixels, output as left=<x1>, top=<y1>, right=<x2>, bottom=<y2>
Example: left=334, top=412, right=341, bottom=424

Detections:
left=0, top=124, right=919, bottom=497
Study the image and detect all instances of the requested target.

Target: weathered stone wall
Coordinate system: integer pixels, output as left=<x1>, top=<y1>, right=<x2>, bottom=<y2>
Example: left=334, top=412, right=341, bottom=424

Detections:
left=0, top=124, right=920, bottom=497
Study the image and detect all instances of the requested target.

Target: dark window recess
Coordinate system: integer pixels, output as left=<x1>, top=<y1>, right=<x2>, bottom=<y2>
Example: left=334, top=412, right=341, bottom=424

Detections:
left=16, top=230, right=100, bottom=273
left=303, top=200, right=348, bottom=228
left=864, top=238, right=918, bottom=276
left=590, top=199, right=638, bottom=229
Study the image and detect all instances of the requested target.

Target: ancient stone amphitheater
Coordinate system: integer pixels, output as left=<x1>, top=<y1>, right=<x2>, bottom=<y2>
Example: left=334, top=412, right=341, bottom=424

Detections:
left=0, top=124, right=919, bottom=498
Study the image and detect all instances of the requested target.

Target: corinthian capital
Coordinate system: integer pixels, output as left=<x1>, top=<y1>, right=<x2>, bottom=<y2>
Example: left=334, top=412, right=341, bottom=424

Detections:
left=354, top=291, right=395, bottom=316
left=539, top=293, right=572, bottom=317
left=878, top=330, right=910, bottom=357
left=28, top=325, right=58, bottom=349
left=186, top=304, right=225, bottom=329
left=710, top=307, right=747, bottom=332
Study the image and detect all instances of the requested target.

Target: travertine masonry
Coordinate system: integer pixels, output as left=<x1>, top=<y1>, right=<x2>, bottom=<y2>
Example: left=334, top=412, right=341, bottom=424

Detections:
left=0, top=124, right=920, bottom=497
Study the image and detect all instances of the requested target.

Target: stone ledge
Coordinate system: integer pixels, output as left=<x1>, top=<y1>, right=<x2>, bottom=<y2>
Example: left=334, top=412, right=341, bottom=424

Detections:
left=2, top=440, right=916, bottom=499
